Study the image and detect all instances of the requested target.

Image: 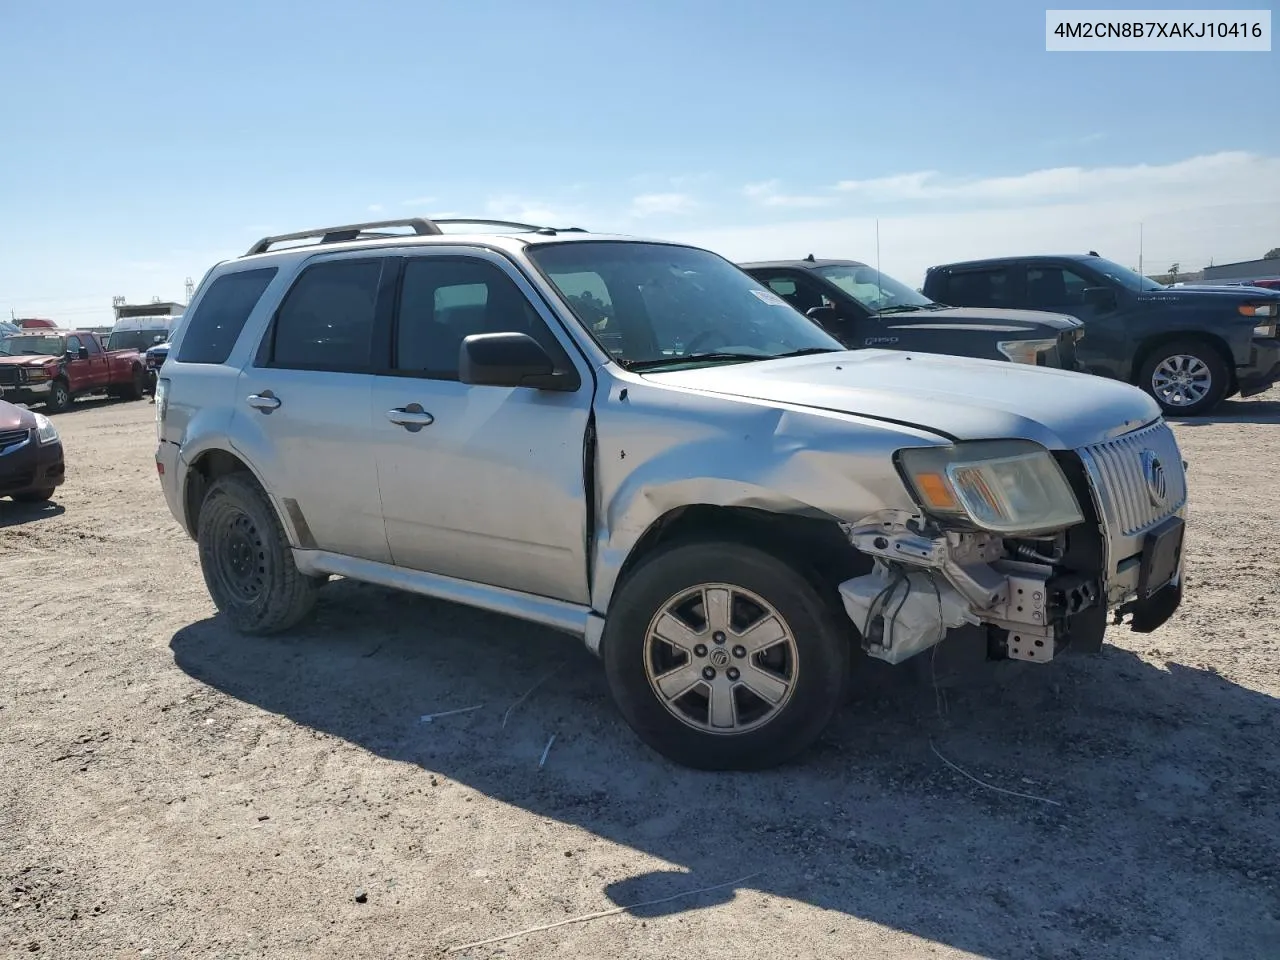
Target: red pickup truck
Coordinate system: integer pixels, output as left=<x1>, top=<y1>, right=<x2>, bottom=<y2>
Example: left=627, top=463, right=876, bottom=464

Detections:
left=0, top=330, right=147, bottom=412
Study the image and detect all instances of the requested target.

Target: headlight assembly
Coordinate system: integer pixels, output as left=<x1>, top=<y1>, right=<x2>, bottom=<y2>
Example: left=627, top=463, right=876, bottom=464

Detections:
left=896, top=439, right=1084, bottom=535
left=33, top=412, right=59, bottom=445
left=997, top=338, right=1058, bottom=365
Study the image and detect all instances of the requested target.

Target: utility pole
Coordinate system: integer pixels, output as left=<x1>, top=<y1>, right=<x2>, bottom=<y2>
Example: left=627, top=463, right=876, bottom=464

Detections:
left=1138, top=222, right=1144, bottom=277
left=184, top=276, right=194, bottom=304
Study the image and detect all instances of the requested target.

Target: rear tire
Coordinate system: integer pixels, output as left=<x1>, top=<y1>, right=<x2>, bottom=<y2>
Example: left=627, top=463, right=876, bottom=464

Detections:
left=196, top=472, right=319, bottom=635
left=1138, top=340, right=1228, bottom=416
left=122, top=365, right=145, bottom=401
left=602, top=540, right=850, bottom=770
left=12, top=488, right=56, bottom=503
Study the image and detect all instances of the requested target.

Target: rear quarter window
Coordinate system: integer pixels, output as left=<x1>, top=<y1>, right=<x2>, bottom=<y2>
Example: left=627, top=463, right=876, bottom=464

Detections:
left=176, top=267, right=278, bottom=364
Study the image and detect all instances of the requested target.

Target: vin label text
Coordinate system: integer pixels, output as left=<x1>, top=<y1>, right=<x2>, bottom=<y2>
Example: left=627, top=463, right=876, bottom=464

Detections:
left=1046, top=9, right=1271, bottom=50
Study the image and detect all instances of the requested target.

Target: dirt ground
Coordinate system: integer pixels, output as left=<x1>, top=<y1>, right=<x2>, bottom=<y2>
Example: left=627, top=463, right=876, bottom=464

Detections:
left=2, top=389, right=1277, bottom=960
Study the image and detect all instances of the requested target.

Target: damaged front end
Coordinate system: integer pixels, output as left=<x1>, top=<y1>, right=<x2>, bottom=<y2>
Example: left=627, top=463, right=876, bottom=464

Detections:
left=838, top=510, right=1101, bottom=665
left=837, top=428, right=1187, bottom=668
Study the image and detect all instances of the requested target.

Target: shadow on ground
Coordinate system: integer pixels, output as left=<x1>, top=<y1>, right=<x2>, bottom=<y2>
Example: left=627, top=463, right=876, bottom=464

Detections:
left=0, top=498, right=66, bottom=527
left=1173, top=397, right=1280, bottom=426
left=171, top=579, right=1279, bottom=960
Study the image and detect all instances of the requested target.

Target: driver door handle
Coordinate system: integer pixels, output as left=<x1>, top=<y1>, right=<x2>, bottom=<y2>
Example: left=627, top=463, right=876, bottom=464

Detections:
left=247, top=392, right=281, bottom=412
left=386, top=405, right=434, bottom=428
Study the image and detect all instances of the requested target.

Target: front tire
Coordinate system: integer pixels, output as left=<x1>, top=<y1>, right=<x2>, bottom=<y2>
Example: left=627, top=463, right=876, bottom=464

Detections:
left=46, top=379, right=71, bottom=413
left=602, top=540, right=850, bottom=770
left=196, top=473, right=319, bottom=635
left=1138, top=340, right=1228, bottom=416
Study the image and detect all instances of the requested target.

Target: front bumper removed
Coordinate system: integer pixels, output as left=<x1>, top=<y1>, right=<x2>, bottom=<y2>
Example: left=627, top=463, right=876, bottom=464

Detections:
left=836, top=509, right=1181, bottom=667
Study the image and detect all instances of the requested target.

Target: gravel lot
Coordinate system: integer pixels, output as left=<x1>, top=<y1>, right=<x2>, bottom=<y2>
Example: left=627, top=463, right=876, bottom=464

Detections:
left=3, top=390, right=1278, bottom=959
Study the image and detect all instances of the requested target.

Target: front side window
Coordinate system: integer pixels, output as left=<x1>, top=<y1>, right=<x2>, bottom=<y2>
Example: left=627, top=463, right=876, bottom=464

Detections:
left=269, top=259, right=383, bottom=370
left=66, top=336, right=83, bottom=355
left=395, top=257, right=558, bottom=379
left=529, top=242, right=842, bottom=371
left=1025, top=266, right=1094, bottom=309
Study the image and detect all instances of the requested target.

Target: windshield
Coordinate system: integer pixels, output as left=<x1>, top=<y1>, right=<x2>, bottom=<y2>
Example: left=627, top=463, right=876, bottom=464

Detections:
left=1088, top=257, right=1166, bottom=292
left=1, top=335, right=65, bottom=357
left=814, top=264, right=935, bottom=311
left=107, top=330, right=168, bottom=352
left=528, top=241, right=843, bottom=370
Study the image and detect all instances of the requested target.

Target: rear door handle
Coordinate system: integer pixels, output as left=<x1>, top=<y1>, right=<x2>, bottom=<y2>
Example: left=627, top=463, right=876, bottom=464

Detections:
left=247, top=391, right=281, bottom=412
left=387, top=403, right=434, bottom=431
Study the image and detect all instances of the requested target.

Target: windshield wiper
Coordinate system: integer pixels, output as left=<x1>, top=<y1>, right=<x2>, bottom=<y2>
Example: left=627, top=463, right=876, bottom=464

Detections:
left=765, top=347, right=842, bottom=359
left=626, top=347, right=840, bottom=371
left=625, top=352, right=763, bottom=371
left=875, top=305, right=925, bottom=315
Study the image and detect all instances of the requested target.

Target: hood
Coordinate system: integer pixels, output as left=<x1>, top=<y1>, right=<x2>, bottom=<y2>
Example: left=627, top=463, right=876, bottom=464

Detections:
left=888, top=306, right=1081, bottom=333
left=0, top=398, right=36, bottom=431
left=643, top=350, right=1160, bottom=450
left=0, top=353, right=58, bottom=367
left=1139, top=286, right=1280, bottom=305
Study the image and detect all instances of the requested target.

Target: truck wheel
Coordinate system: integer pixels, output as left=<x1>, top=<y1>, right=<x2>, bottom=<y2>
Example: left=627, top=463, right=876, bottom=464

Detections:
left=122, top=365, right=145, bottom=401
left=196, top=473, right=319, bottom=635
left=12, top=488, right=56, bottom=503
left=47, top=379, right=71, bottom=413
left=1138, top=341, right=1228, bottom=416
left=602, top=540, right=849, bottom=770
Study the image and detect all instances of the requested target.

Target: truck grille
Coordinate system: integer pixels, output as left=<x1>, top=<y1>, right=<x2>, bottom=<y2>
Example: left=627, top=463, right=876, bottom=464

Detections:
left=1078, top=421, right=1186, bottom=537
left=0, top=368, right=21, bottom=386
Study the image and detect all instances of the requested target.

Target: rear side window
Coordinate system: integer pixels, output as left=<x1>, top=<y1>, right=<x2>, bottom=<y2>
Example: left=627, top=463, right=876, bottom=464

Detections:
left=177, top=268, right=278, bottom=364
left=942, top=268, right=1013, bottom=307
left=267, top=259, right=384, bottom=371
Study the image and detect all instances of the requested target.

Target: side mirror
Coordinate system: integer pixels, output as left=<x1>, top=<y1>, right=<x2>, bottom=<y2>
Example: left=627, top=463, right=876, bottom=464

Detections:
left=458, top=332, right=579, bottom=391
left=153, top=334, right=165, bottom=344
left=805, top=305, right=840, bottom=328
left=1083, top=286, right=1117, bottom=310
left=79, top=347, right=90, bottom=360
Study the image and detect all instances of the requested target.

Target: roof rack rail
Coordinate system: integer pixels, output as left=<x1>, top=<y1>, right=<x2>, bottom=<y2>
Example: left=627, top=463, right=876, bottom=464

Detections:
left=432, top=218, right=589, bottom=236
left=244, top=217, right=443, bottom=257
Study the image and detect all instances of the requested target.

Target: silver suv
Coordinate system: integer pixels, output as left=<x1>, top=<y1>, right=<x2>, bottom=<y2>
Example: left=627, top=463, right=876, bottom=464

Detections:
left=155, top=217, right=1188, bottom=770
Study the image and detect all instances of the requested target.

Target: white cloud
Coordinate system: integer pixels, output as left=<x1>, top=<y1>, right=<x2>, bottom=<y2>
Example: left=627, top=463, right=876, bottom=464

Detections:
left=484, top=196, right=584, bottom=227
left=670, top=151, right=1280, bottom=287
left=833, top=151, right=1268, bottom=207
left=367, top=203, right=384, bottom=213
left=743, top=180, right=836, bottom=209
left=629, top=192, right=697, bottom=218
left=402, top=196, right=437, bottom=207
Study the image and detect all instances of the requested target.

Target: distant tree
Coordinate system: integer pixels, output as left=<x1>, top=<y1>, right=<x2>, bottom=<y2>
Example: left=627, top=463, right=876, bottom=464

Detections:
left=1265, top=247, right=1280, bottom=260
left=1166, top=263, right=1180, bottom=284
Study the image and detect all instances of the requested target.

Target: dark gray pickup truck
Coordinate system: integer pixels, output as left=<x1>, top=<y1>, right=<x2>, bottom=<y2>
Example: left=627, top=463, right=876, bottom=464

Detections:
left=741, top=258, right=1085, bottom=370
left=922, top=253, right=1280, bottom=416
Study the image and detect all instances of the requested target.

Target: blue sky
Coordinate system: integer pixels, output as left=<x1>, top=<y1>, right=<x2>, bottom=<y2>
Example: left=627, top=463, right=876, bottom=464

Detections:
left=2, top=0, right=1277, bottom=325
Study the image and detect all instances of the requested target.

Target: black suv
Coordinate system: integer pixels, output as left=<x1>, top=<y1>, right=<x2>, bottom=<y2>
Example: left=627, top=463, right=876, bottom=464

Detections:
left=922, top=253, right=1280, bottom=416
left=740, top=258, right=1084, bottom=370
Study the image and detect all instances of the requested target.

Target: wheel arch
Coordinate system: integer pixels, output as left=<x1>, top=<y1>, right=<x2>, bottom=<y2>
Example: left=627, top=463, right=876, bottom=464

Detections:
left=1130, top=331, right=1237, bottom=394
left=606, top=503, right=871, bottom=616
left=182, top=446, right=305, bottom=548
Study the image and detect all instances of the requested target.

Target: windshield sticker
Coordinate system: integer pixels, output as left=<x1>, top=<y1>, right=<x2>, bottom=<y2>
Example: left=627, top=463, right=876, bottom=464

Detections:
left=750, top=289, right=788, bottom=307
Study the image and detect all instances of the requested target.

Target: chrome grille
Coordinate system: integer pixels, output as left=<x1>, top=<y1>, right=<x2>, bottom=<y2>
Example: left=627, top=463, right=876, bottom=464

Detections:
left=1078, top=421, right=1187, bottom=537
left=0, top=428, right=32, bottom=455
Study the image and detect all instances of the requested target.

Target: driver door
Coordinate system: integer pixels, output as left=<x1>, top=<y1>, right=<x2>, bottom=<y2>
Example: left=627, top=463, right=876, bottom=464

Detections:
left=368, top=250, right=595, bottom=604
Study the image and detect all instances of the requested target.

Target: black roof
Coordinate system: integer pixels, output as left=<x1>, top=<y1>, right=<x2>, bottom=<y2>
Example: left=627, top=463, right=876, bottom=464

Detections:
left=927, top=253, right=1105, bottom=272
left=738, top=258, right=871, bottom=271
